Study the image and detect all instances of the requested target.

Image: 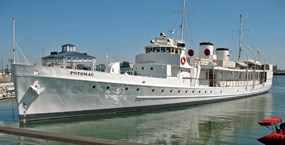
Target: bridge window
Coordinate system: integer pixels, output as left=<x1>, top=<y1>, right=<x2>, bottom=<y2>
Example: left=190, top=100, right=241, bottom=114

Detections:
left=146, top=48, right=152, bottom=53
left=166, top=47, right=171, bottom=53
left=175, top=48, right=179, bottom=54
left=157, top=47, right=160, bottom=52
left=161, top=47, right=166, bottom=52
left=153, top=47, right=157, bottom=52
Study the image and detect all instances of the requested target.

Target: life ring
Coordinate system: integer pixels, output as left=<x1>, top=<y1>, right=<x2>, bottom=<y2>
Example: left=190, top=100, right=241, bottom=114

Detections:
left=181, top=57, right=186, bottom=64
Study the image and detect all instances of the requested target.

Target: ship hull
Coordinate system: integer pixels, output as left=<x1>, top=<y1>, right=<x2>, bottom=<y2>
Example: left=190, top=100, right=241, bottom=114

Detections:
left=12, top=64, right=272, bottom=121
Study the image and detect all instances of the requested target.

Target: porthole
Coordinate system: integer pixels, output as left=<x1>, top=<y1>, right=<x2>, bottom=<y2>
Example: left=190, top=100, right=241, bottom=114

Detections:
left=92, top=85, right=96, bottom=88
left=220, top=90, right=222, bottom=93
left=170, top=90, right=173, bottom=93
left=125, top=87, right=128, bottom=90
left=142, top=67, right=144, bottom=70
left=137, top=88, right=140, bottom=91
left=185, top=91, right=188, bottom=93
left=106, top=86, right=110, bottom=89
left=152, top=89, right=155, bottom=92
left=161, top=89, right=164, bottom=92
left=150, top=67, right=153, bottom=70
left=205, top=91, right=207, bottom=93
left=178, top=90, right=180, bottom=93
left=210, top=91, right=212, bottom=93
left=192, top=90, right=194, bottom=93
left=199, top=91, right=201, bottom=93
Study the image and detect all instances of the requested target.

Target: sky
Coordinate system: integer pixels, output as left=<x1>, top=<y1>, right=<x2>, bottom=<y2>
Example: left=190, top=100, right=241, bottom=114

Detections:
left=0, top=0, right=285, bottom=69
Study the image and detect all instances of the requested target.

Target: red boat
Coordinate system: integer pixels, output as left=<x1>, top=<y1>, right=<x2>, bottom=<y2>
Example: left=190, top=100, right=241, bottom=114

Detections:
left=258, top=117, right=285, bottom=145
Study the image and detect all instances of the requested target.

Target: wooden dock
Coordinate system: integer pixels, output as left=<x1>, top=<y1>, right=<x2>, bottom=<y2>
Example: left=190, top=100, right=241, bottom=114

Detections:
left=0, top=126, right=148, bottom=145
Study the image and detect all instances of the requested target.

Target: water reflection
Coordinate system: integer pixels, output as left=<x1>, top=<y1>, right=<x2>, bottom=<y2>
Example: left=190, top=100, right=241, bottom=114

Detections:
left=15, top=93, right=273, bottom=145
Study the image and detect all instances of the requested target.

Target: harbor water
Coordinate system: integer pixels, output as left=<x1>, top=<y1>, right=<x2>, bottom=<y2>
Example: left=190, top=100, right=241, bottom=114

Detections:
left=0, top=76, right=284, bottom=145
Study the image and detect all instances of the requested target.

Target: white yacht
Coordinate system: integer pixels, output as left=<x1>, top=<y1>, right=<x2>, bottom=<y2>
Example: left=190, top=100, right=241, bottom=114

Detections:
left=12, top=2, right=273, bottom=122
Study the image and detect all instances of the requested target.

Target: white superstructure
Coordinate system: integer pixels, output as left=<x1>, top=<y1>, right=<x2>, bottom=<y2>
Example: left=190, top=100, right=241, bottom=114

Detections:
left=11, top=2, right=273, bottom=122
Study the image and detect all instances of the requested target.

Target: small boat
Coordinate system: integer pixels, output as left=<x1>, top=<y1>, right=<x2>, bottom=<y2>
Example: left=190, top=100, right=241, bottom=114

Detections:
left=257, top=117, right=285, bottom=145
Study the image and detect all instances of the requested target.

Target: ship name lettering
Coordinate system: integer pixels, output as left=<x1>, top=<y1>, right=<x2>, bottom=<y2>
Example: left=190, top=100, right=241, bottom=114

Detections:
left=70, top=71, right=94, bottom=76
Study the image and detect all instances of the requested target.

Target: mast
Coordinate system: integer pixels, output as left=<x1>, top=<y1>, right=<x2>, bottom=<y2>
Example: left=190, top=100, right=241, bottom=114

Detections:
left=180, top=0, right=186, bottom=41
left=13, top=18, right=16, bottom=64
left=1, top=58, right=3, bottom=75
left=238, top=14, right=242, bottom=61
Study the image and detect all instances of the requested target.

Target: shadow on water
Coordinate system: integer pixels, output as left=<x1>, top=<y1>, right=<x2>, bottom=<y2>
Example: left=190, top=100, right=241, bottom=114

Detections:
left=19, top=93, right=273, bottom=145
left=0, top=98, right=18, bottom=122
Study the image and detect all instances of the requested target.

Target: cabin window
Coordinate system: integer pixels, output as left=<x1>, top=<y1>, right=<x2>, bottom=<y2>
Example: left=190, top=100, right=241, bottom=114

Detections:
left=205, top=70, right=209, bottom=79
left=171, top=48, right=175, bottom=53
left=150, top=67, right=153, bottom=70
left=142, top=67, right=144, bottom=70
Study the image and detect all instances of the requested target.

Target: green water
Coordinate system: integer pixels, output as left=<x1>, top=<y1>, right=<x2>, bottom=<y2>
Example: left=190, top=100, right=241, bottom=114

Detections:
left=1, top=76, right=284, bottom=145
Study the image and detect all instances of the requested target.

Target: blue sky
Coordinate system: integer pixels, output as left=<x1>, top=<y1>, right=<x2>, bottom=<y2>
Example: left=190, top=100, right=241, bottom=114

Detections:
left=0, top=0, right=285, bottom=69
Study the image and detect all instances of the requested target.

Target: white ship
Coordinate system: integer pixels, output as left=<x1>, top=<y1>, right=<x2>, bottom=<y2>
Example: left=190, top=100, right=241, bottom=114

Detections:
left=12, top=2, right=273, bottom=122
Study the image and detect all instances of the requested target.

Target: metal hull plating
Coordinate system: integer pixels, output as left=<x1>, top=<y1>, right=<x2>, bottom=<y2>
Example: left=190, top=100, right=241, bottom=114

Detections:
left=12, top=64, right=272, bottom=121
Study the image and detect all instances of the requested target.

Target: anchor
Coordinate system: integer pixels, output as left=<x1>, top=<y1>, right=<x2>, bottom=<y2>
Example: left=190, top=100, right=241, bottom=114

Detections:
left=30, top=80, right=44, bottom=95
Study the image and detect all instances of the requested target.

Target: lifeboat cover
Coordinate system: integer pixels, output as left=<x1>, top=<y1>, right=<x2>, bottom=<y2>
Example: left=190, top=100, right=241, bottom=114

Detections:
left=258, top=117, right=283, bottom=126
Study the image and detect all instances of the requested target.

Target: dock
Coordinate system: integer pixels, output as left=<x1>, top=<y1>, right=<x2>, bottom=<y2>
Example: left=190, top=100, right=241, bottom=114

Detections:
left=0, top=82, right=15, bottom=99
left=0, top=126, right=148, bottom=145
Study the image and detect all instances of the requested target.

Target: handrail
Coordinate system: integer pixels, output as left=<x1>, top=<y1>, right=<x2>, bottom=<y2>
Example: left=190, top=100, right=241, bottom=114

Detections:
left=0, top=126, right=148, bottom=145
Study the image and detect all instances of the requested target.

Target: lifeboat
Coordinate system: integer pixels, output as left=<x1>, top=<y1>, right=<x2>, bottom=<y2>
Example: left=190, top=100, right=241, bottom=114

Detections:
left=257, top=117, right=285, bottom=145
